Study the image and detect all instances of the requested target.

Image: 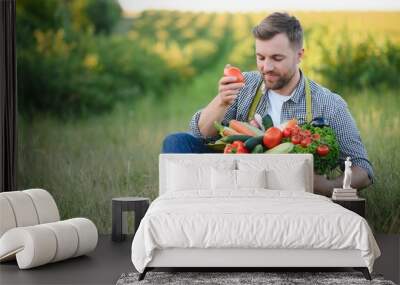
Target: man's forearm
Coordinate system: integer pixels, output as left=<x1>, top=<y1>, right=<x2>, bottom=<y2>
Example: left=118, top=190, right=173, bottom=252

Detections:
left=198, top=96, right=229, bottom=137
left=314, top=166, right=372, bottom=197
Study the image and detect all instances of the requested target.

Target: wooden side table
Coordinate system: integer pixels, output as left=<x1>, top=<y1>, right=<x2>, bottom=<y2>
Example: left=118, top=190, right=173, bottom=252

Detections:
left=332, top=197, right=366, bottom=218
left=112, top=197, right=150, bottom=242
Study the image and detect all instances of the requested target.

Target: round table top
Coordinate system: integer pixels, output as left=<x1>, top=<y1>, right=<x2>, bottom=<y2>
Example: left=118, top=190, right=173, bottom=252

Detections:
left=112, top=197, right=150, bottom=202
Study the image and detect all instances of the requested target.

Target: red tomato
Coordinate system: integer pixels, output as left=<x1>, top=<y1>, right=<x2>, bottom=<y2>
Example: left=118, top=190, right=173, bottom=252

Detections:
left=231, top=140, right=249, bottom=153
left=291, top=126, right=300, bottom=135
left=282, top=128, right=291, bottom=138
left=301, top=137, right=312, bottom=148
left=311, top=133, right=320, bottom=140
left=263, top=127, right=282, bottom=149
left=303, top=130, right=312, bottom=137
left=291, top=134, right=301, bottom=145
left=224, top=66, right=245, bottom=83
left=224, top=144, right=234, bottom=154
left=236, top=145, right=249, bottom=153
left=317, top=145, right=329, bottom=156
left=231, top=140, right=244, bottom=148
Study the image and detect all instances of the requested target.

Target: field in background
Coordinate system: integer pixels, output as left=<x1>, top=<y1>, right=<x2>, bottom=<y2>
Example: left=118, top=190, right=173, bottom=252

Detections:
left=18, top=10, right=400, bottom=234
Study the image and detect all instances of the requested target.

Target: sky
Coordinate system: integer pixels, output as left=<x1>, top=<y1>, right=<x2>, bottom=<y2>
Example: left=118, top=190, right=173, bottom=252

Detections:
left=118, top=0, right=400, bottom=12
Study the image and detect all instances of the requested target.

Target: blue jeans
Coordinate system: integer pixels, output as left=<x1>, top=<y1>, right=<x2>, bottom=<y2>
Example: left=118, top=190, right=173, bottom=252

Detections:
left=161, top=132, right=215, bottom=153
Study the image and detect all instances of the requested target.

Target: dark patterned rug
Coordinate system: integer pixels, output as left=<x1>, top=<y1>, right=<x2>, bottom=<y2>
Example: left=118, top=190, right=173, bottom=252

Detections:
left=116, top=271, right=396, bottom=285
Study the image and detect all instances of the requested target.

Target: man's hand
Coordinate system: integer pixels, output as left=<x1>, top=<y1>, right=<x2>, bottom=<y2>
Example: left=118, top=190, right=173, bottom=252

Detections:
left=217, top=73, right=245, bottom=107
left=198, top=64, right=245, bottom=137
left=313, top=165, right=372, bottom=197
left=313, top=174, right=334, bottom=197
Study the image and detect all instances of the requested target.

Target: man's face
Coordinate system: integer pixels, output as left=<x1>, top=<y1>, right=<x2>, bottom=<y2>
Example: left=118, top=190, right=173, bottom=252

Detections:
left=255, top=33, right=304, bottom=91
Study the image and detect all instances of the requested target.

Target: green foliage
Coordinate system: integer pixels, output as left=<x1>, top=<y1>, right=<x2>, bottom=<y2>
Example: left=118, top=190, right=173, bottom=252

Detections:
left=85, top=0, right=122, bottom=34
left=16, top=0, right=62, bottom=46
left=17, top=8, right=230, bottom=118
left=317, top=37, right=400, bottom=91
left=17, top=33, right=184, bottom=117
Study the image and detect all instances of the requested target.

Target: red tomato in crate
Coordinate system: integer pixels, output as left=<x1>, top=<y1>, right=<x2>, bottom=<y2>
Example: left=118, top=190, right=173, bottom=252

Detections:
left=224, top=66, right=245, bottom=83
left=282, top=128, right=291, bottom=138
left=301, top=137, right=312, bottom=148
left=291, top=126, right=300, bottom=136
left=317, top=145, right=330, bottom=156
left=291, top=135, right=301, bottom=145
left=263, top=127, right=282, bottom=149
left=311, top=133, right=321, bottom=141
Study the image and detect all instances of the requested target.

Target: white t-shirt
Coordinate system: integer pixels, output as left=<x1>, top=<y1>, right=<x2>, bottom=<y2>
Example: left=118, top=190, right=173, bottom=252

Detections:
left=267, top=89, right=296, bottom=127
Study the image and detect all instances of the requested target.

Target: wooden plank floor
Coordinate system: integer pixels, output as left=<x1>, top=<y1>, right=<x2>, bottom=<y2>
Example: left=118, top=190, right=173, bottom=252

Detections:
left=0, top=234, right=398, bottom=285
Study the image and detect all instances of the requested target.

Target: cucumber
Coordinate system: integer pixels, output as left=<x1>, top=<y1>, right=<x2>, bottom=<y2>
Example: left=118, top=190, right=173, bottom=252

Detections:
left=251, top=144, right=264, bottom=153
left=220, top=135, right=252, bottom=143
left=244, top=135, right=264, bottom=151
left=265, top=142, right=294, bottom=154
left=262, top=114, right=273, bottom=130
left=241, top=122, right=264, bottom=136
left=214, top=139, right=227, bottom=144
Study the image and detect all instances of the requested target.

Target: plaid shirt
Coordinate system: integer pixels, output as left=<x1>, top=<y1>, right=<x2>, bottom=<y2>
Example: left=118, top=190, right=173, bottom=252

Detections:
left=190, top=70, right=374, bottom=180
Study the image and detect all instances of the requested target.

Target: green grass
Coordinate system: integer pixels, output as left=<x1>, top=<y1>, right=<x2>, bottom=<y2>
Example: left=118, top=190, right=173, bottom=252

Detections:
left=345, top=90, right=400, bottom=233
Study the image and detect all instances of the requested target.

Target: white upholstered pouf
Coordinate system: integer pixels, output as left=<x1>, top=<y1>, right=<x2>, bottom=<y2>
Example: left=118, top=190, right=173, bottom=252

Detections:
left=0, top=189, right=98, bottom=269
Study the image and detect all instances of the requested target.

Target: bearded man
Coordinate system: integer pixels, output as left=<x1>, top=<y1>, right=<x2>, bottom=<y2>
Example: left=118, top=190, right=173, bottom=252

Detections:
left=161, top=12, right=373, bottom=197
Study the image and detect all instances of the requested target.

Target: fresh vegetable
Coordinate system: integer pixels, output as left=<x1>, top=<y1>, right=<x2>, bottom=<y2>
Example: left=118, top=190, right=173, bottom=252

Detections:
left=214, top=117, right=339, bottom=175
left=301, top=130, right=312, bottom=137
left=300, top=137, right=312, bottom=148
left=317, top=145, right=330, bottom=156
left=214, top=139, right=227, bottom=144
left=311, top=133, right=320, bottom=141
left=251, top=144, right=264, bottom=153
left=263, top=127, right=283, bottom=149
left=229, top=120, right=257, bottom=136
left=224, top=140, right=249, bottom=154
left=242, top=122, right=264, bottom=136
left=278, top=118, right=298, bottom=131
left=265, top=142, right=294, bottom=154
left=262, top=114, right=273, bottom=130
left=224, top=66, right=244, bottom=83
left=244, top=136, right=264, bottom=151
left=224, top=145, right=234, bottom=154
left=220, top=135, right=252, bottom=143
left=282, top=128, right=291, bottom=138
left=291, top=135, right=301, bottom=145
left=287, top=123, right=339, bottom=175
left=290, top=126, right=300, bottom=135
left=232, top=141, right=249, bottom=153
left=214, top=121, right=241, bottom=136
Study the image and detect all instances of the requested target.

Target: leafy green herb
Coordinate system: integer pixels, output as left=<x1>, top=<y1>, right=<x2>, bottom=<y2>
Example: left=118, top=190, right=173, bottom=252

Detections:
left=285, top=123, right=340, bottom=175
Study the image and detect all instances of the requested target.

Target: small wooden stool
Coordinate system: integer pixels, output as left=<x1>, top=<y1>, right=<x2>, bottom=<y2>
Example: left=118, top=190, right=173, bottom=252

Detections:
left=112, top=197, right=150, bottom=242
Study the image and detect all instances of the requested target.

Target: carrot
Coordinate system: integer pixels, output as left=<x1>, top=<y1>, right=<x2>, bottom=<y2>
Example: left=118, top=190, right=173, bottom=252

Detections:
left=214, top=121, right=241, bottom=136
left=229, top=120, right=256, bottom=136
left=222, top=127, right=241, bottom=136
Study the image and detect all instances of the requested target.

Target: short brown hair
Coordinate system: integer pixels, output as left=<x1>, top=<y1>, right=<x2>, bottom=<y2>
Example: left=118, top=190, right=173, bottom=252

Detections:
left=252, top=12, right=303, bottom=49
